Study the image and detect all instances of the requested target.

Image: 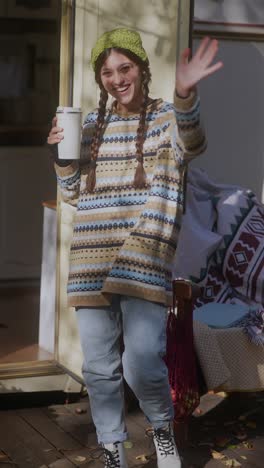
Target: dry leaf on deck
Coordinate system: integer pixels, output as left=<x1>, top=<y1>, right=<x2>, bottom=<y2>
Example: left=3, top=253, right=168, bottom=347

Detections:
left=124, top=441, right=133, bottom=449
left=241, top=441, right=254, bottom=450
left=222, top=459, right=241, bottom=467
left=75, top=407, right=87, bottom=414
left=74, top=455, right=86, bottom=462
left=216, top=392, right=227, bottom=398
left=211, top=450, right=226, bottom=460
left=136, top=454, right=150, bottom=462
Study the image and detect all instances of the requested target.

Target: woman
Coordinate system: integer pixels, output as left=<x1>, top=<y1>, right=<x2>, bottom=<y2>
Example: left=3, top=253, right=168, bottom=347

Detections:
left=48, top=28, right=222, bottom=468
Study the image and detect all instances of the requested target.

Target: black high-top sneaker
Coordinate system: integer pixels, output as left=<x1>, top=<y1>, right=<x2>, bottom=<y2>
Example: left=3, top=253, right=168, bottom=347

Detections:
left=102, top=442, right=128, bottom=468
left=153, top=423, right=181, bottom=468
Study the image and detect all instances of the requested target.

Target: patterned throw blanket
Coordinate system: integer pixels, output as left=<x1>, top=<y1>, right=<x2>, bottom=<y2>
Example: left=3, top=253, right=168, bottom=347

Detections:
left=173, top=167, right=264, bottom=346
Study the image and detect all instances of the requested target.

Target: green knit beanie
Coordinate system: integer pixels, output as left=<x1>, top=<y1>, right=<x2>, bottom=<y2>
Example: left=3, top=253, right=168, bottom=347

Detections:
left=91, top=28, right=148, bottom=71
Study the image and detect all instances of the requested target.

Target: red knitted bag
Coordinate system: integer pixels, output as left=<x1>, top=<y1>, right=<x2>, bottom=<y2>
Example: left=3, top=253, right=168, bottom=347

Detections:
left=164, top=305, right=200, bottom=422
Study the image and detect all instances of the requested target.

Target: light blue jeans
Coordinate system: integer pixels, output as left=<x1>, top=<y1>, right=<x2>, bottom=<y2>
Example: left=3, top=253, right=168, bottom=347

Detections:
left=76, top=295, right=174, bottom=444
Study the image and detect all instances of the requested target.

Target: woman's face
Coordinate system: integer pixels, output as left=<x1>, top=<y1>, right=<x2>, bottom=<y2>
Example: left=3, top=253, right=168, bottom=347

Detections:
left=100, top=50, right=143, bottom=113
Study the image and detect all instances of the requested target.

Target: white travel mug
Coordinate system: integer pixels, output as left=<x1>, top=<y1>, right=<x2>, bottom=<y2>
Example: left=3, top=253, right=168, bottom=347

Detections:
left=56, top=106, right=82, bottom=159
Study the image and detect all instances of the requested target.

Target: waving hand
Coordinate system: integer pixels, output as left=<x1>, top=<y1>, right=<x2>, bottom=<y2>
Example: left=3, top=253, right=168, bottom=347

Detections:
left=176, top=37, right=223, bottom=98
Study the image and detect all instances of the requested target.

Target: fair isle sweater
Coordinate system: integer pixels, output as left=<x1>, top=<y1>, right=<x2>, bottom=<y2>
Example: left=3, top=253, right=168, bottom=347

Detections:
left=55, top=91, right=206, bottom=307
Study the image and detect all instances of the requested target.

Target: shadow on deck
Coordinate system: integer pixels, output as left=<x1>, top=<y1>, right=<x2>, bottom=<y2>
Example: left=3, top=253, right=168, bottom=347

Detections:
left=0, top=390, right=264, bottom=467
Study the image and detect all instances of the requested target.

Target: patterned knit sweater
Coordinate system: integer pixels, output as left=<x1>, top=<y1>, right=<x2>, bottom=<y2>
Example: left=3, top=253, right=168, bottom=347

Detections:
left=55, top=91, right=206, bottom=307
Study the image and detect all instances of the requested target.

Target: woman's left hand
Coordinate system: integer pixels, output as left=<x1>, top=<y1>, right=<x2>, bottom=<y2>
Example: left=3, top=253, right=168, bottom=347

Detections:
left=176, top=36, right=223, bottom=98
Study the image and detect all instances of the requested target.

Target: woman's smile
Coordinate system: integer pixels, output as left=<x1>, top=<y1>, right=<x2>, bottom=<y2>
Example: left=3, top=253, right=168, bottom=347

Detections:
left=115, top=85, right=130, bottom=94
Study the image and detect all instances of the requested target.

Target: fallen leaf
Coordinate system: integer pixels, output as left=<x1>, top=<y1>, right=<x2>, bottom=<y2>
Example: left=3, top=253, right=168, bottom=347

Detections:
left=136, top=454, right=149, bottom=462
left=222, top=459, right=241, bottom=467
left=75, top=407, right=87, bottom=414
left=216, top=391, right=227, bottom=398
left=211, top=450, right=226, bottom=460
left=241, top=441, right=254, bottom=450
left=124, top=441, right=133, bottom=449
left=74, top=455, right=86, bottom=462
left=231, top=461, right=241, bottom=467
left=240, top=456, right=247, bottom=460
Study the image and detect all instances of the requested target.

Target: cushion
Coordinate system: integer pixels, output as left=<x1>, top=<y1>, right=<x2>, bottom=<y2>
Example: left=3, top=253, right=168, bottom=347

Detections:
left=194, top=302, right=248, bottom=328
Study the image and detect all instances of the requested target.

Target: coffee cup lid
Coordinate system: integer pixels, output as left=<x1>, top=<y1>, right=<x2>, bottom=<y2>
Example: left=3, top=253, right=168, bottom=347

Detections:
left=56, top=106, right=82, bottom=113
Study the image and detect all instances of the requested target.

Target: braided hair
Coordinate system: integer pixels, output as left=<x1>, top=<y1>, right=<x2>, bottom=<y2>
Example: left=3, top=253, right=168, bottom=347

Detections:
left=86, top=48, right=151, bottom=193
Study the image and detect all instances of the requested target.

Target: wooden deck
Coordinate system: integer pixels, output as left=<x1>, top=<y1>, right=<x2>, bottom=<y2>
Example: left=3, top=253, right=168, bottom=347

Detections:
left=0, top=390, right=264, bottom=467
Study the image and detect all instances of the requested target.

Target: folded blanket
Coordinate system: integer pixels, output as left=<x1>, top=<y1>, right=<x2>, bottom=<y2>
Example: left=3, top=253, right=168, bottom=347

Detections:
left=229, top=308, right=264, bottom=346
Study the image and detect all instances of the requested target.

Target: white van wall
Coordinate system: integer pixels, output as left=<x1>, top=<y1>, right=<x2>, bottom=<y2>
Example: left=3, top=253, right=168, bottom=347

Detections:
left=192, top=39, right=264, bottom=202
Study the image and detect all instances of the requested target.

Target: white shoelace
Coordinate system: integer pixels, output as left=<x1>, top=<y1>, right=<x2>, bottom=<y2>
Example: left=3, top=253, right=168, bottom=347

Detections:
left=154, top=427, right=176, bottom=456
left=103, top=445, right=121, bottom=468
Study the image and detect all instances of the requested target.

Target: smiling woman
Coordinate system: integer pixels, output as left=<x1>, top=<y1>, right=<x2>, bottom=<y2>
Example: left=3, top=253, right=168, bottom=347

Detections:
left=46, top=24, right=223, bottom=468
